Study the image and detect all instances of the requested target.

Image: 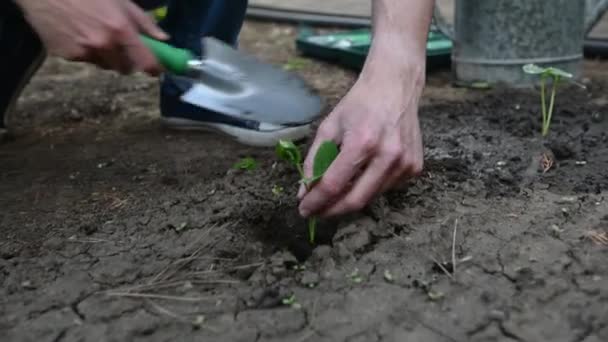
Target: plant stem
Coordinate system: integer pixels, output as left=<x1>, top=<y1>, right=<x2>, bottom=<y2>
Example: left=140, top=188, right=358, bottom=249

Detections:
left=296, top=164, right=306, bottom=180
left=540, top=74, right=548, bottom=136
left=296, top=163, right=317, bottom=244
left=308, top=217, right=317, bottom=244
left=543, top=76, right=560, bottom=137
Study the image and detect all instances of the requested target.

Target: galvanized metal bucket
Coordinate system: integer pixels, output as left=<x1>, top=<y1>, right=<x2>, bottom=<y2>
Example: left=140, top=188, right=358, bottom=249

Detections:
left=434, top=0, right=608, bottom=85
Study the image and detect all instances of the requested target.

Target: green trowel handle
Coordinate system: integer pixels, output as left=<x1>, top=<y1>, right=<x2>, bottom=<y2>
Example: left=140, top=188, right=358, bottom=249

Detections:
left=140, top=35, right=195, bottom=75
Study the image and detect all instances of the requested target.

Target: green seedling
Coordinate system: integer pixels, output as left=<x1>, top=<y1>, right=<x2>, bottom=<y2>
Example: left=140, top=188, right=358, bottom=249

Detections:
left=233, top=157, right=258, bottom=171
left=522, top=64, right=573, bottom=137
left=283, top=57, right=311, bottom=71
left=282, top=294, right=301, bottom=309
left=348, top=268, right=364, bottom=284
left=276, top=140, right=339, bottom=243
left=271, top=185, right=284, bottom=196
left=383, top=269, right=394, bottom=283
left=427, top=289, right=445, bottom=301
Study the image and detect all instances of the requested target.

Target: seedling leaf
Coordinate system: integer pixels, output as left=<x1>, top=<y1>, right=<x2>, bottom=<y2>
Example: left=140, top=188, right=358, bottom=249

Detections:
left=545, top=67, right=573, bottom=79
left=312, top=141, right=339, bottom=180
left=523, top=64, right=572, bottom=79
left=522, top=63, right=546, bottom=75
left=276, top=140, right=301, bottom=166
left=233, top=157, right=257, bottom=171
left=283, top=57, right=310, bottom=71
left=271, top=185, right=284, bottom=196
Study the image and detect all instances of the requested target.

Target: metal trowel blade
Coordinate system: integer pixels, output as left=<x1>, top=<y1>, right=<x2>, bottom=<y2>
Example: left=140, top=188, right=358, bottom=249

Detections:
left=181, top=37, right=323, bottom=125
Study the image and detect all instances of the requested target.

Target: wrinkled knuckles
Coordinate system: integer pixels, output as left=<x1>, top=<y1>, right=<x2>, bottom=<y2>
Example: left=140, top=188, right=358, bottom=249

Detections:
left=63, top=46, right=89, bottom=61
left=381, top=145, right=404, bottom=163
left=316, top=122, right=336, bottom=139
left=356, top=133, right=379, bottom=156
left=407, top=158, right=424, bottom=175
left=140, top=61, right=160, bottom=75
left=342, top=197, right=366, bottom=213
left=85, top=33, right=114, bottom=51
left=107, top=21, right=132, bottom=40
left=317, top=178, right=342, bottom=198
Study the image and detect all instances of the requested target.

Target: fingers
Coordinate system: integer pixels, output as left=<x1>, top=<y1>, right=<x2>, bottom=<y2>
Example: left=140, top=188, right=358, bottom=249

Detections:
left=379, top=156, right=424, bottom=194
left=125, top=1, right=169, bottom=41
left=298, top=129, right=378, bottom=217
left=322, top=145, right=403, bottom=216
left=123, top=2, right=166, bottom=76
left=320, top=155, right=395, bottom=217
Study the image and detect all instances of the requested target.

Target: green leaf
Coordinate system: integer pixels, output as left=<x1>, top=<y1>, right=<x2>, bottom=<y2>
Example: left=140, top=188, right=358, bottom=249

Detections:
left=545, top=67, right=573, bottom=79
left=233, top=157, right=257, bottom=171
left=271, top=185, right=284, bottom=196
left=312, top=141, right=339, bottom=180
left=283, top=57, right=311, bottom=71
left=523, top=64, right=573, bottom=79
left=522, top=63, right=546, bottom=75
left=276, top=140, right=302, bottom=166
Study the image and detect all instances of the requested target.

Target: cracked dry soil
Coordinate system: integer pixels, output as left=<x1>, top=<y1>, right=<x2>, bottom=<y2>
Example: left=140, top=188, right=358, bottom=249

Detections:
left=1, top=22, right=608, bottom=342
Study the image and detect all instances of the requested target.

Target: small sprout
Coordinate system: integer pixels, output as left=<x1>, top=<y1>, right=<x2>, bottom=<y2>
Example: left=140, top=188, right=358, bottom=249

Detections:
left=291, top=264, right=306, bottom=271
left=470, top=81, right=491, bottom=89
left=192, top=315, right=206, bottom=329
left=175, top=222, right=188, bottom=232
left=427, top=289, right=445, bottom=301
left=233, top=157, right=258, bottom=171
left=275, top=140, right=339, bottom=243
left=550, top=224, right=564, bottom=233
left=383, top=270, right=394, bottom=283
left=282, top=295, right=301, bottom=309
left=276, top=140, right=302, bottom=167
left=348, top=269, right=364, bottom=284
left=523, top=64, right=574, bottom=137
left=272, top=185, right=284, bottom=196
left=283, top=57, right=310, bottom=71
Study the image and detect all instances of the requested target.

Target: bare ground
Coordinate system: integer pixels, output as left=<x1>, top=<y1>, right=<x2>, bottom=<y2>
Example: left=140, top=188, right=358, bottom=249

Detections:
left=1, top=21, right=607, bottom=342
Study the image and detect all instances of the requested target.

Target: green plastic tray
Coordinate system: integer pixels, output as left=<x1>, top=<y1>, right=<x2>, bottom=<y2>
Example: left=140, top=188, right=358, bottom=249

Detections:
left=296, top=29, right=452, bottom=70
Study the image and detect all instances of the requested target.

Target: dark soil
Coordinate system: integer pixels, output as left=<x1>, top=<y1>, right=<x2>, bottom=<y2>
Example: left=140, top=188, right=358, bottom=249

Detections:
left=1, top=22, right=607, bottom=342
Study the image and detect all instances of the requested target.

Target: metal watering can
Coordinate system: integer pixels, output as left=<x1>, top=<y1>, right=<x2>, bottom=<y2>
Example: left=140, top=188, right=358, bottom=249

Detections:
left=433, top=0, right=608, bottom=85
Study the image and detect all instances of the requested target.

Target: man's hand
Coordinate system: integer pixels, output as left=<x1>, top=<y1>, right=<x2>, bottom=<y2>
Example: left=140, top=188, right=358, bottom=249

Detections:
left=298, top=0, right=433, bottom=218
left=298, top=64, right=425, bottom=218
left=15, top=0, right=167, bottom=75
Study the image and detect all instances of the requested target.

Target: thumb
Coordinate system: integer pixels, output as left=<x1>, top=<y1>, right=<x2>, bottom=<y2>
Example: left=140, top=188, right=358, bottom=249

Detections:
left=126, top=2, right=169, bottom=40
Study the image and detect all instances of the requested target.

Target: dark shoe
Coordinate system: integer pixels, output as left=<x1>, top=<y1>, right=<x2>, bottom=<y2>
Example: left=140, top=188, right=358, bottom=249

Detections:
left=0, top=1, right=45, bottom=137
left=160, top=76, right=313, bottom=147
left=158, top=0, right=314, bottom=147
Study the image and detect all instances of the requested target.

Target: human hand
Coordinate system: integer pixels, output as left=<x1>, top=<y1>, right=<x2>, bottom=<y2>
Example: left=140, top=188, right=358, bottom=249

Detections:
left=15, top=0, right=168, bottom=75
left=298, top=62, right=425, bottom=218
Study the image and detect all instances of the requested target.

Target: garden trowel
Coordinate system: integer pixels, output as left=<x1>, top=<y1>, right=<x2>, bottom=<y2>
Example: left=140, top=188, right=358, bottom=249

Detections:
left=141, top=36, right=322, bottom=125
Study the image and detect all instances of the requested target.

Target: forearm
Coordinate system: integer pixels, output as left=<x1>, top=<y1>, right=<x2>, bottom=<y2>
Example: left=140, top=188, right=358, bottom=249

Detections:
left=363, top=0, right=433, bottom=85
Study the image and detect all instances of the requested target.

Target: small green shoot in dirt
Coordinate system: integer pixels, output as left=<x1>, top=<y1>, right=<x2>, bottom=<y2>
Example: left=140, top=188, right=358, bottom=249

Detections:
left=276, top=140, right=339, bottom=243
left=427, top=289, right=445, bottom=301
left=523, top=64, right=574, bottom=137
left=272, top=185, right=284, bottom=196
left=192, top=315, right=206, bottom=329
left=283, top=57, right=311, bottom=71
left=282, top=294, right=302, bottom=309
left=233, top=157, right=258, bottom=171
left=348, top=268, right=364, bottom=284
left=383, top=270, right=394, bottom=283
left=291, top=264, right=306, bottom=271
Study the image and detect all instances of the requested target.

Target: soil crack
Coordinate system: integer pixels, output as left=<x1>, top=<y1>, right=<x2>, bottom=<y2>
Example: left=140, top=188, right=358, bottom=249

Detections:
left=498, top=322, right=524, bottom=342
